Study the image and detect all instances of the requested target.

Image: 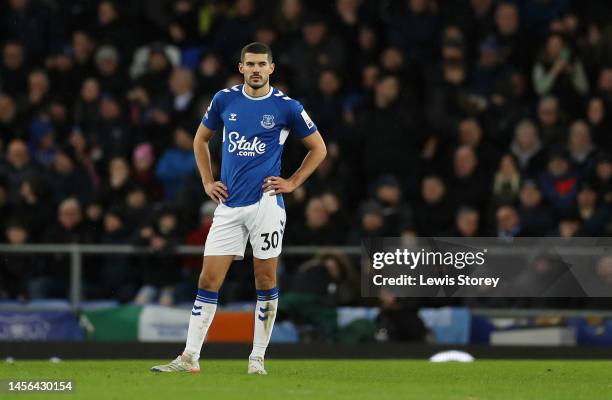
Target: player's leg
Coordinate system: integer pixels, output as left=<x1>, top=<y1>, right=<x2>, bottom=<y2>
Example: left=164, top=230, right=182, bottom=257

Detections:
left=247, top=193, right=286, bottom=374
left=152, top=202, right=248, bottom=373
left=150, top=255, right=233, bottom=373
left=183, top=255, right=234, bottom=356
left=248, top=257, right=279, bottom=374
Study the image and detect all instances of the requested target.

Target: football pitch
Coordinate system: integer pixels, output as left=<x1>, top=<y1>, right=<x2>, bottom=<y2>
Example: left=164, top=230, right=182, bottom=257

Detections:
left=1, top=360, right=611, bottom=399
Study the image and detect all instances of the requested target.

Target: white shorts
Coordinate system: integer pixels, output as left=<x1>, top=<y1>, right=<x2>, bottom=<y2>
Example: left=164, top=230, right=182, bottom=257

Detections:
left=204, top=193, right=286, bottom=260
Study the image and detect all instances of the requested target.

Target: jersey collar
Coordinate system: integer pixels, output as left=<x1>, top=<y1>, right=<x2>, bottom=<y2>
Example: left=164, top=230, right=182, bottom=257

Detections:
left=241, top=84, right=274, bottom=101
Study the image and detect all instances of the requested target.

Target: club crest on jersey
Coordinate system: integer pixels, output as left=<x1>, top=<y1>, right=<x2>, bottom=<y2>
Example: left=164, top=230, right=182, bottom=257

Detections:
left=229, top=113, right=237, bottom=121
left=260, top=114, right=275, bottom=129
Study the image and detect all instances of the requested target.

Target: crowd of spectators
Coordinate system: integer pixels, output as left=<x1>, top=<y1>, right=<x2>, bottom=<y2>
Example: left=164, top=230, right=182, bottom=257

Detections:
left=0, top=0, right=611, bottom=322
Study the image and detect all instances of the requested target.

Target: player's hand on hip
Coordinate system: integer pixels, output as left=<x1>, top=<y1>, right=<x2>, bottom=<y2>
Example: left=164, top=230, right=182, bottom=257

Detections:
left=262, top=176, right=296, bottom=196
left=204, top=181, right=228, bottom=204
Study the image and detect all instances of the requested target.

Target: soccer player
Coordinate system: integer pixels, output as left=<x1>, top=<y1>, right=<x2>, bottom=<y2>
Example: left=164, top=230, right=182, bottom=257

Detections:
left=151, top=42, right=327, bottom=374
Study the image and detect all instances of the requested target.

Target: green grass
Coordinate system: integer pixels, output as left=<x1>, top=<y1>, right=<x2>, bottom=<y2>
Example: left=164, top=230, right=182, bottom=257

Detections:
left=1, top=360, right=611, bottom=400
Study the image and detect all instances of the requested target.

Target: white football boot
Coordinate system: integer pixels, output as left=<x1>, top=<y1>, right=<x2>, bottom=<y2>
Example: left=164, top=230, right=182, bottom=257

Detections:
left=150, top=353, right=200, bottom=373
left=247, top=356, right=267, bottom=375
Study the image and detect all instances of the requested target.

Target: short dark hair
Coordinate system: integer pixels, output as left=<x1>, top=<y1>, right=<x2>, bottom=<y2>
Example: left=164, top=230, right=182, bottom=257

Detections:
left=240, top=42, right=273, bottom=63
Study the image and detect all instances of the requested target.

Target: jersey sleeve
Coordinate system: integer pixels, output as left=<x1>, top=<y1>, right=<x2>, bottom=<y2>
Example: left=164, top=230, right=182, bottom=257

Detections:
left=289, top=100, right=318, bottom=139
left=201, top=91, right=223, bottom=130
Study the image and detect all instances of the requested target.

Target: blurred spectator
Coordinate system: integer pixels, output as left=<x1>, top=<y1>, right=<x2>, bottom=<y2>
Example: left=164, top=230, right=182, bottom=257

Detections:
left=96, top=207, right=136, bottom=301
left=289, top=14, right=346, bottom=96
left=320, top=190, right=350, bottom=236
left=496, top=205, right=527, bottom=238
left=510, top=119, right=546, bottom=178
left=1, top=0, right=62, bottom=63
left=372, top=175, right=412, bottom=235
left=532, top=33, right=589, bottom=112
left=213, top=0, right=258, bottom=63
left=290, top=252, right=358, bottom=305
left=123, top=185, right=152, bottom=232
left=12, top=176, right=52, bottom=241
left=31, top=198, right=93, bottom=298
left=155, top=126, right=196, bottom=200
left=0, top=220, right=34, bottom=300
left=132, top=142, right=163, bottom=201
left=388, top=0, right=439, bottom=65
left=536, top=96, right=565, bottom=146
left=280, top=252, right=358, bottom=339
left=492, top=154, right=521, bottom=206
left=73, top=78, right=101, bottom=133
left=0, top=93, right=23, bottom=144
left=555, top=214, right=582, bottom=238
left=576, top=183, right=608, bottom=236
left=470, top=36, right=508, bottom=98
left=289, top=196, right=341, bottom=246
left=46, top=146, right=93, bottom=204
left=71, top=30, right=95, bottom=79
left=492, top=2, right=531, bottom=73
left=567, top=120, right=596, bottom=175
left=168, top=67, right=199, bottom=124
left=358, top=75, right=423, bottom=182
left=68, top=128, right=100, bottom=189
left=538, top=148, right=580, bottom=215
left=450, top=145, right=489, bottom=209
left=184, top=200, right=216, bottom=269
left=28, top=118, right=57, bottom=168
left=23, top=69, right=51, bottom=118
left=376, top=290, right=427, bottom=342
left=347, top=200, right=386, bottom=245
left=457, top=117, right=500, bottom=172
left=591, top=152, right=612, bottom=205
left=447, top=206, right=483, bottom=237
left=94, top=45, right=128, bottom=98
left=517, top=180, right=555, bottom=236
left=196, top=52, right=226, bottom=95
left=99, top=156, right=133, bottom=207
left=275, top=0, right=304, bottom=42
left=0, top=179, right=10, bottom=231
left=585, top=95, right=611, bottom=150
left=306, top=69, right=344, bottom=141
left=90, top=94, right=132, bottom=161
left=414, top=175, right=454, bottom=236
left=94, top=0, right=132, bottom=59
left=0, top=139, right=38, bottom=201
left=133, top=205, right=183, bottom=306
left=0, top=41, right=28, bottom=96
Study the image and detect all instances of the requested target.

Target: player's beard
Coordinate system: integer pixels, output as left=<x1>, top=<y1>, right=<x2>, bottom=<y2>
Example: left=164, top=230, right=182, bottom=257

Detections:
left=246, top=74, right=268, bottom=90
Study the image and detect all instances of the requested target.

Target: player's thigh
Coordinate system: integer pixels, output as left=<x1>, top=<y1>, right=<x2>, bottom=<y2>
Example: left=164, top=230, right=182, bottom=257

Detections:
left=249, top=194, right=286, bottom=260
left=204, top=203, right=249, bottom=260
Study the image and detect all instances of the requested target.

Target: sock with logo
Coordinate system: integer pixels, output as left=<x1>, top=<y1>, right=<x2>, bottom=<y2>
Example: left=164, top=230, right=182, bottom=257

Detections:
left=250, top=287, right=278, bottom=359
left=184, top=289, right=218, bottom=359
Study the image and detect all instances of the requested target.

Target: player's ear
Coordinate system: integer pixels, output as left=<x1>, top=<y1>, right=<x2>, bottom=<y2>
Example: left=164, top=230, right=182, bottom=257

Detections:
left=269, top=62, right=275, bottom=74
left=238, top=62, right=244, bottom=74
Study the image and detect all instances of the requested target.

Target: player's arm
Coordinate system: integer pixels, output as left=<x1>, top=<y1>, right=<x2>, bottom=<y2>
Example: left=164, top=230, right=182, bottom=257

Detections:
left=193, top=122, right=228, bottom=204
left=263, top=131, right=327, bottom=195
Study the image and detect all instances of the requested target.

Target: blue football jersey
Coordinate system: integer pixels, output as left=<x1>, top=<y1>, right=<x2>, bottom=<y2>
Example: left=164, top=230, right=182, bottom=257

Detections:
left=202, top=84, right=318, bottom=207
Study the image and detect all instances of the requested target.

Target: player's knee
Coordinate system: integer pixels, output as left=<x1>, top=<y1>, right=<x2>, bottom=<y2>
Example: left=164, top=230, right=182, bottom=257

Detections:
left=254, top=273, right=276, bottom=290
left=198, top=270, right=224, bottom=291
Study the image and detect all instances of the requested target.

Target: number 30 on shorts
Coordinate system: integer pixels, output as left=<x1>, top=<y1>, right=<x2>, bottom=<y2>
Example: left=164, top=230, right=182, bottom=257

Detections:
left=260, top=231, right=280, bottom=251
